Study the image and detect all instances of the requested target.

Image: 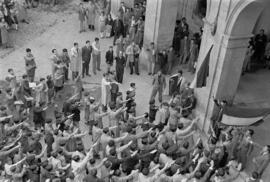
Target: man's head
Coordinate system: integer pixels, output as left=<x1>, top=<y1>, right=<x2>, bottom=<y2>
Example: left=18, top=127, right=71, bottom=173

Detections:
left=130, top=82, right=135, bottom=88
left=109, top=46, right=113, bottom=51
left=142, top=168, right=149, bottom=176
left=246, top=129, right=254, bottom=137
left=177, top=70, right=183, bottom=77
left=86, top=40, right=90, bottom=47
left=62, top=48, right=68, bottom=53
left=52, top=48, right=57, bottom=54
left=95, top=37, right=99, bottom=43
left=251, top=171, right=260, bottom=179
left=22, top=74, right=28, bottom=80
left=121, top=2, right=124, bottom=7
left=260, top=29, right=265, bottom=35
left=74, top=42, right=78, bottom=48
left=8, top=68, right=14, bottom=75
left=157, top=70, right=162, bottom=76
left=182, top=17, right=186, bottom=23
left=26, top=48, right=31, bottom=55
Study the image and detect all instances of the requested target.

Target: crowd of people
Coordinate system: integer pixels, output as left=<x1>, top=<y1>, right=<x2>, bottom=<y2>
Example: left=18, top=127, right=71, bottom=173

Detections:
left=0, top=0, right=270, bottom=182
left=0, top=0, right=65, bottom=49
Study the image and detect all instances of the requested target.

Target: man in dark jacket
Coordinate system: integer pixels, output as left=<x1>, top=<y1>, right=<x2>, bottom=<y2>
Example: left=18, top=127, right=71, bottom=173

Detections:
left=81, top=40, right=92, bottom=78
left=112, top=16, right=124, bottom=45
left=105, top=46, right=114, bottom=73
left=115, top=51, right=126, bottom=83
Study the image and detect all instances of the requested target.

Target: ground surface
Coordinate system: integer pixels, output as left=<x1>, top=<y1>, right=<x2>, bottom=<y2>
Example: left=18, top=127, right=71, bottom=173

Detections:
left=1, top=1, right=270, bottom=180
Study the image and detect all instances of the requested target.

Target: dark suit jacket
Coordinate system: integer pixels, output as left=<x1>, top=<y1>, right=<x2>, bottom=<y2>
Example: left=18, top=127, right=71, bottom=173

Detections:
left=105, top=50, right=114, bottom=65
left=82, top=46, right=92, bottom=63
left=118, top=6, right=126, bottom=17
left=112, top=19, right=124, bottom=36
left=78, top=8, right=86, bottom=21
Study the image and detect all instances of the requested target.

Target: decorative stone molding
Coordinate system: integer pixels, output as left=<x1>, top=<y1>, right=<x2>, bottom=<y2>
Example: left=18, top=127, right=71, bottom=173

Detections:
left=221, top=34, right=253, bottom=49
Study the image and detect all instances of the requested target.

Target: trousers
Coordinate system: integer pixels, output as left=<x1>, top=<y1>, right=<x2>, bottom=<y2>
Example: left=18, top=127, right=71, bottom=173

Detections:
left=150, top=86, right=163, bottom=103
left=92, top=54, right=101, bottom=74
left=82, top=61, right=90, bottom=77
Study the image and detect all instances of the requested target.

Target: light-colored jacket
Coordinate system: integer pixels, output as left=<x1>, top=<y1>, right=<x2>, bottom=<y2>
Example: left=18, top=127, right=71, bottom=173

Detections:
left=70, top=47, right=82, bottom=72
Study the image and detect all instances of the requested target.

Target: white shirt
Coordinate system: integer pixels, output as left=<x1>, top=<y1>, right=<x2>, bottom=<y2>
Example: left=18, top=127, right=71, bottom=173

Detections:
left=70, top=47, right=79, bottom=57
left=92, top=42, right=100, bottom=55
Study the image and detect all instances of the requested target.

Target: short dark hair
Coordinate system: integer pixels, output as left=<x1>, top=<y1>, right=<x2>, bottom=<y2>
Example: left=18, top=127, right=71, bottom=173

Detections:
left=26, top=48, right=31, bottom=52
left=248, top=129, right=254, bottom=136
left=86, top=40, right=90, bottom=44
left=95, top=37, right=99, bottom=41
left=52, top=49, right=56, bottom=53
left=178, top=70, right=183, bottom=75
left=8, top=68, right=13, bottom=72
left=62, top=48, right=68, bottom=52
left=74, top=42, right=78, bottom=46
left=251, top=171, right=259, bottom=179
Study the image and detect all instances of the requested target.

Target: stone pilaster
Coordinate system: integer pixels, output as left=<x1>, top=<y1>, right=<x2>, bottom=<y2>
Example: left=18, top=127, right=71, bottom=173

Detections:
left=144, top=0, right=179, bottom=50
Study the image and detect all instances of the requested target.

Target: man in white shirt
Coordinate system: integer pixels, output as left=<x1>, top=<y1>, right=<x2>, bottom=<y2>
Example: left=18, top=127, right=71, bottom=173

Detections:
left=92, top=37, right=101, bottom=75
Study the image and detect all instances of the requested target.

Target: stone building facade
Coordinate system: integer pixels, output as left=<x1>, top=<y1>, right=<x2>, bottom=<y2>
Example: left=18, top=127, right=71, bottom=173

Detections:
left=111, top=0, right=270, bottom=133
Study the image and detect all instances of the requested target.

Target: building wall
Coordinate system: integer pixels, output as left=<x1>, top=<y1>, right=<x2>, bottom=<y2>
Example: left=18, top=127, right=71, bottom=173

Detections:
left=177, top=0, right=204, bottom=33
left=144, top=0, right=178, bottom=50
left=253, top=3, right=270, bottom=36
left=194, top=0, right=266, bottom=131
left=111, top=0, right=134, bottom=16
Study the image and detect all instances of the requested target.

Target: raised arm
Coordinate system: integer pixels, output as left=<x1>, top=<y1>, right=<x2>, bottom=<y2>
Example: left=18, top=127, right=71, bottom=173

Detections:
left=176, top=130, right=196, bottom=141
left=0, top=144, right=20, bottom=158
left=112, top=169, right=139, bottom=182
left=186, top=157, right=206, bottom=180
left=96, top=111, right=109, bottom=119
left=151, top=162, right=172, bottom=181
left=149, top=164, right=160, bottom=173
left=73, top=131, right=87, bottom=139
left=5, top=156, right=26, bottom=174
left=176, top=118, right=199, bottom=136
left=11, top=166, right=27, bottom=178
left=5, top=122, right=24, bottom=133
left=89, top=158, right=107, bottom=171
left=36, top=145, right=48, bottom=158
left=113, top=133, right=128, bottom=143
left=117, top=141, right=133, bottom=153
left=2, top=131, right=22, bottom=151
left=115, top=106, right=127, bottom=116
